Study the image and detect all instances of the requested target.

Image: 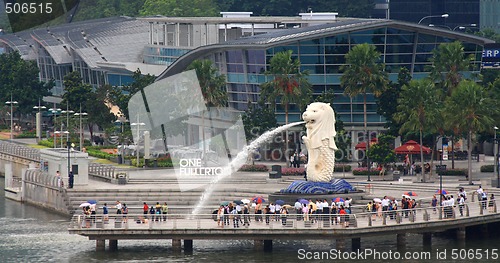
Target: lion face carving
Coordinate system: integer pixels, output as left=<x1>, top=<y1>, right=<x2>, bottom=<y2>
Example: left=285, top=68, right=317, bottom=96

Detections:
left=302, top=102, right=337, bottom=150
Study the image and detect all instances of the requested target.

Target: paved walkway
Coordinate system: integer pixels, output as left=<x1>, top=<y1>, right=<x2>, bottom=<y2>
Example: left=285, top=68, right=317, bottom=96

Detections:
left=8, top=137, right=500, bottom=207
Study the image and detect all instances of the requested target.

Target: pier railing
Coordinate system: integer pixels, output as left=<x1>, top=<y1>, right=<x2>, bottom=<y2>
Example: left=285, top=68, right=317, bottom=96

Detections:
left=69, top=199, right=497, bottom=231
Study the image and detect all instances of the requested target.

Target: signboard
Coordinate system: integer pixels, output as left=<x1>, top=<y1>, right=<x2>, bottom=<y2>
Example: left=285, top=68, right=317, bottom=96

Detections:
left=482, top=43, right=500, bottom=69
left=442, top=144, right=448, bottom=161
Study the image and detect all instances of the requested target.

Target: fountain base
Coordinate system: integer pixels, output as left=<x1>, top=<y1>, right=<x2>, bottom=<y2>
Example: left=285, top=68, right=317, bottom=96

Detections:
left=280, top=179, right=355, bottom=194
left=268, top=179, right=361, bottom=205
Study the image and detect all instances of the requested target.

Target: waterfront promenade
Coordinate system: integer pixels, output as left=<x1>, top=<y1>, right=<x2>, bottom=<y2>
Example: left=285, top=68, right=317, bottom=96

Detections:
left=3, top=138, right=500, bottom=253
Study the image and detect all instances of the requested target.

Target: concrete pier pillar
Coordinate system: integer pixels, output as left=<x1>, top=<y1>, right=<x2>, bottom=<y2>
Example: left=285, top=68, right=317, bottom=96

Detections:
left=481, top=224, right=489, bottom=238
left=254, top=240, right=263, bottom=251
left=264, top=240, right=273, bottom=252
left=422, top=233, right=432, bottom=249
left=184, top=239, right=193, bottom=252
left=396, top=233, right=406, bottom=250
left=109, top=240, right=118, bottom=251
left=456, top=227, right=466, bottom=248
left=172, top=239, right=182, bottom=252
left=352, top=238, right=361, bottom=251
left=336, top=239, right=346, bottom=251
left=96, top=240, right=105, bottom=251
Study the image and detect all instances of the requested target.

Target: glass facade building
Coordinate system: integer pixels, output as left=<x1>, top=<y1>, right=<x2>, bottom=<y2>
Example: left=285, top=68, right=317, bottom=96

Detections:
left=159, top=19, right=492, bottom=129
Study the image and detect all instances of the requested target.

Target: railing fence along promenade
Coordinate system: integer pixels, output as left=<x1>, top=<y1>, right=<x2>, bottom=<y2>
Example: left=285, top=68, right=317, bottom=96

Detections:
left=88, top=163, right=128, bottom=183
left=69, top=199, right=500, bottom=252
left=0, top=141, right=40, bottom=162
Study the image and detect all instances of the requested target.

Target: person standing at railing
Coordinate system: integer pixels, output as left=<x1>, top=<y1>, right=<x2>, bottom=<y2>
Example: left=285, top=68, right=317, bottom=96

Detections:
left=243, top=205, right=250, bottom=226
left=102, top=203, right=109, bottom=223
left=217, top=205, right=224, bottom=228
left=143, top=202, right=149, bottom=219
left=264, top=205, right=271, bottom=225
left=488, top=194, right=495, bottom=212
left=303, top=204, right=310, bottom=222
left=322, top=199, right=329, bottom=222
left=431, top=195, right=438, bottom=214
left=280, top=207, right=288, bottom=226
left=294, top=199, right=302, bottom=221
left=458, top=194, right=465, bottom=216
left=155, top=202, right=162, bottom=222
left=231, top=207, right=240, bottom=228
left=115, top=201, right=122, bottom=215
left=162, top=202, right=168, bottom=221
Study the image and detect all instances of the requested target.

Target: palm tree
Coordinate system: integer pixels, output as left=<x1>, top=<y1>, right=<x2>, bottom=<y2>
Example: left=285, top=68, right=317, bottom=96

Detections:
left=428, top=41, right=473, bottom=96
left=187, top=60, right=228, bottom=161
left=341, top=43, right=389, bottom=173
left=444, top=80, right=498, bottom=185
left=260, top=50, right=312, bottom=156
left=428, top=41, right=474, bottom=169
left=394, top=79, right=441, bottom=182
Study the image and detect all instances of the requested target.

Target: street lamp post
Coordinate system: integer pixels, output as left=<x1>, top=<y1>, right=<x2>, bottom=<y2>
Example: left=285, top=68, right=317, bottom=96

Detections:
left=33, top=100, right=46, bottom=142
left=74, top=110, right=88, bottom=151
left=418, top=13, right=449, bottom=24
left=49, top=107, right=61, bottom=148
left=61, top=108, right=74, bottom=147
left=131, top=116, right=145, bottom=168
left=494, top=126, right=499, bottom=188
left=115, top=116, right=128, bottom=164
left=453, top=24, right=477, bottom=31
left=5, top=94, right=18, bottom=141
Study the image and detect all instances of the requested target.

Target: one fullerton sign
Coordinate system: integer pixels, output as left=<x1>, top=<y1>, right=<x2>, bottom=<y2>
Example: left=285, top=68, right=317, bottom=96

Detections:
left=178, top=158, right=229, bottom=176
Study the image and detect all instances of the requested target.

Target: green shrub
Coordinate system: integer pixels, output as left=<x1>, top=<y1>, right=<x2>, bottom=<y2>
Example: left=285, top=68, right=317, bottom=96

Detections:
left=38, top=139, right=54, bottom=148
left=481, top=165, right=494, bottom=173
left=86, top=149, right=115, bottom=160
left=15, top=130, right=38, bottom=138
left=238, top=164, right=269, bottom=172
left=352, top=168, right=380, bottom=176
left=334, top=164, right=352, bottom=172
left=437, top=169, right=467, bottom=176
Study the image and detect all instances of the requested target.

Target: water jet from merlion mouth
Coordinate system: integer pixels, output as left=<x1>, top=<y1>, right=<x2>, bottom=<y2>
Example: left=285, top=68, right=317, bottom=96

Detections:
left=191, top=121, right=304, bottom=215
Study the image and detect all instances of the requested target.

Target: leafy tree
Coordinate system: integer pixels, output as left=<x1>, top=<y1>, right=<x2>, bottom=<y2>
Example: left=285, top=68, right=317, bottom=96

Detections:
left=444, top=80, right=498, bottom=185
left=394, top=79, right=442, bottom=182
left=186, top=59, right=228, bottom=159
left=242, top=101, right=277, bottom=142
left=260, top=50, right=312, bottom=155
left=0, top=52, right=52, bottom=115
left=377, top=67, right=411, bottom=136
left=62, top=71, right=115, bottom=143
left=74, top=0, right=146, bottom=21
left=140, top=0, right=219, bottom=17
left=367, top=134, right=396, bottom=179
left=187, top=60, right=227, bottom=108
left=107, top=69, right=156, bottom=121
left=341, top=43, right=389, bottom=171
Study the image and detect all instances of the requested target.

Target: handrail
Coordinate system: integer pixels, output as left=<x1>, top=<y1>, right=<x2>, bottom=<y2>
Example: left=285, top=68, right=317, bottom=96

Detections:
left=69, top=199, right=497, bottom=231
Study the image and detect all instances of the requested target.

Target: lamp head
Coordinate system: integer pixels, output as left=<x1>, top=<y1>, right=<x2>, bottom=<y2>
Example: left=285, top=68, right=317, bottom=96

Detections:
left=441, top=14, right=449, bottom=18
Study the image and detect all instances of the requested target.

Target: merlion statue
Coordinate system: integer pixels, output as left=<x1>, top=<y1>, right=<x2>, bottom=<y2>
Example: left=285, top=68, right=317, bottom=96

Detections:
left=302, top=102, right=337, bottom=182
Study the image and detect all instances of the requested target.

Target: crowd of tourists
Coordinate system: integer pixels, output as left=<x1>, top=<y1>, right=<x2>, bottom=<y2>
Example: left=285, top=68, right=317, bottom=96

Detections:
left=215, top=198, right=354, bottom=228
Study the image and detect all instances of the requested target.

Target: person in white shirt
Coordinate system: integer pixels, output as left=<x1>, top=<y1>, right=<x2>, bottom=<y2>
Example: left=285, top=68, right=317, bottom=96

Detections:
left=381, top=196, right=390, bottom=212
left=458, top=195, right=465, bottom=216
left=344, top=198, right=351, bottom=209
left=294, top=200, right=302, bottom=220
left=274, top=203, right=281, bottom=221
left=269, top=203, right=276, bottom=221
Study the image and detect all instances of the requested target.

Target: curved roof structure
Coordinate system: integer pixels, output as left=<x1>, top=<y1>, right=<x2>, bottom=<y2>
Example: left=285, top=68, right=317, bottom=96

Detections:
left=157, top=18, right=494, bottom=80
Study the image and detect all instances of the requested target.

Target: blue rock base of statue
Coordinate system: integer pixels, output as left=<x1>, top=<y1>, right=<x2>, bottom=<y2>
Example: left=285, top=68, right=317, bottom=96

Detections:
left=279, top=179, right=355, bottom=194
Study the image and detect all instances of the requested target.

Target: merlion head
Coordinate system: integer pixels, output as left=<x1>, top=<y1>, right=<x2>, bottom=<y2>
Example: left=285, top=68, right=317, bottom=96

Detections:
left=302, top=102, right=337, bottom=149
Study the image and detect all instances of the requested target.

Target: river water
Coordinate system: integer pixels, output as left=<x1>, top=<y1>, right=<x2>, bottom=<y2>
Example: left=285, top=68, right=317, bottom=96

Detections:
left=2, top=180, right=500, bottom=262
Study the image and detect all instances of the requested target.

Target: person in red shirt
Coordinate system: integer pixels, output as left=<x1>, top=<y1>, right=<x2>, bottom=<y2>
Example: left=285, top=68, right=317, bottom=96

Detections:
left=143, top=202, right=149, bottom=216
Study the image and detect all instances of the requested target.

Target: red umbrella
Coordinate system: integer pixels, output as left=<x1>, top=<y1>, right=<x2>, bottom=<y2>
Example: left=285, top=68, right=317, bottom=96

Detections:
left=404, top=191, right=418, bottom=197
left=252, top=196, right=266, bottom=204
left=395, top=140, right=431, bottom=154
left=355, top=138, right=378, bottom=150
